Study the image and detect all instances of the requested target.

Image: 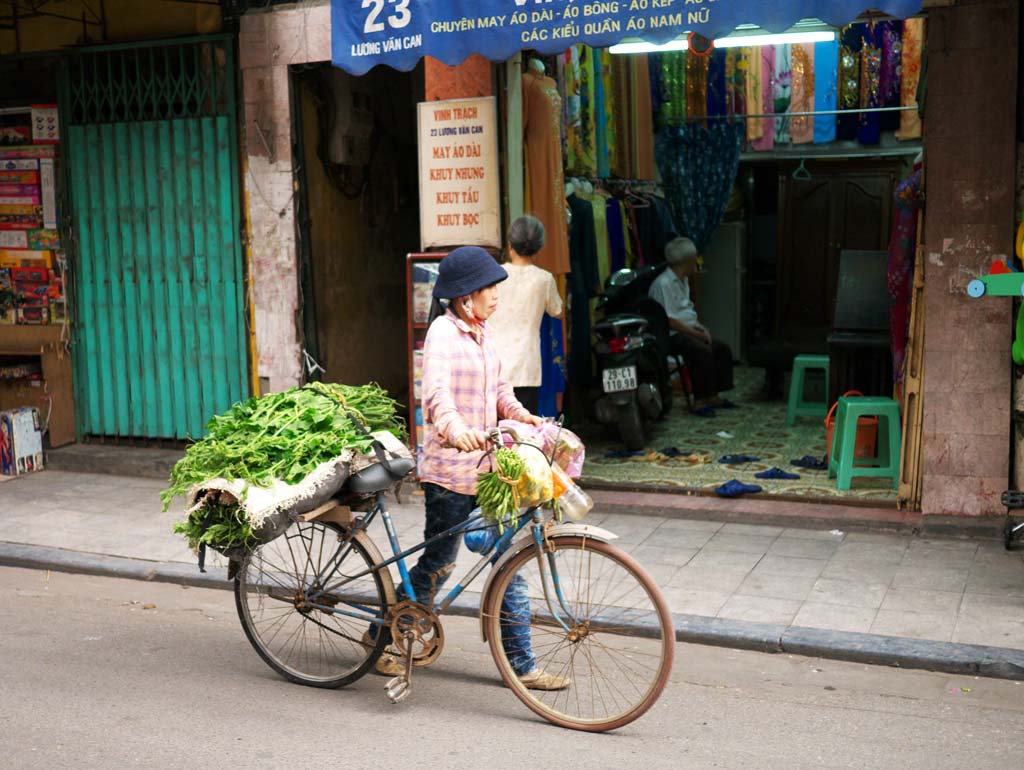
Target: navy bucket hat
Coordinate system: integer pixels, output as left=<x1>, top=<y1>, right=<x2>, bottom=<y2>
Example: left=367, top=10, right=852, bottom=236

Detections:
left=432, top=246, right=508, bottom=300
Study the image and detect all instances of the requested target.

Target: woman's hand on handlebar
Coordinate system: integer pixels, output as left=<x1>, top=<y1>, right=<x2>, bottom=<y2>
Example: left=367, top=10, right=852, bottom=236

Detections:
left=453, top=429, right=491, bottom=453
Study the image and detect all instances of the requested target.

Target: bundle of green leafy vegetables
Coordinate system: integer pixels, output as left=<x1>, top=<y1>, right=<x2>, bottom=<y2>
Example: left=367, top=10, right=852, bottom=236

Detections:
left=160, top=381, right=406, bottom=513
left=173, top=498, right=254, bottom=553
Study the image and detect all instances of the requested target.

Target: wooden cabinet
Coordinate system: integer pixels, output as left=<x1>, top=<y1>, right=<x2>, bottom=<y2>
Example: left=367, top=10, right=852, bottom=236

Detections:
left=776, top=162, right=899, bottom=338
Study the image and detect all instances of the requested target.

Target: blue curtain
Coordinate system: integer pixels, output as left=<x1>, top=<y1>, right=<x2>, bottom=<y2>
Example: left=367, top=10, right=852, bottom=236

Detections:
left=538, top=314, right=566, bottom=418
left=655, top=123, right=744, bottom=252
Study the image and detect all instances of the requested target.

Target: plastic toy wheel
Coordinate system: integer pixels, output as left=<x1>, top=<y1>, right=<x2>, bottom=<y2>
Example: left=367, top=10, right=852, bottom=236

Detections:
left=967, top=279, right=986, bottom=298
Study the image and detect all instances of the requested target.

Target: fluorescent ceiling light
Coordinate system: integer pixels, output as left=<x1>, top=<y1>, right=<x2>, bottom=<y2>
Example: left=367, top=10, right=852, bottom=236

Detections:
left=608, top=24, right=836, bottom=55
left=609, top=40, right=690, bottom=54
left=715, top=30, right=836, bottom=48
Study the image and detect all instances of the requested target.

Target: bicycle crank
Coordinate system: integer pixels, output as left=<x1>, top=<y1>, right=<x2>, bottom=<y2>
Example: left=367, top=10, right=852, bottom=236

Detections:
left=387, top=600, right=445, bottom=667
left=385, top=630, right=416, bottom=704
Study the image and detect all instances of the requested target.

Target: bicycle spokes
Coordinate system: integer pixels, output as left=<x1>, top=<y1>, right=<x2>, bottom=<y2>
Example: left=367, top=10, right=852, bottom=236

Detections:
left=485, top=538, right=673, bottom=731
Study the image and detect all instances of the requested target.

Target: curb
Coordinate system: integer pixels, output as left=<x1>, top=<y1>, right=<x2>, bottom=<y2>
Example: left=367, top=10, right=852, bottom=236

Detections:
left=3, top=541, right=1023, bottom=681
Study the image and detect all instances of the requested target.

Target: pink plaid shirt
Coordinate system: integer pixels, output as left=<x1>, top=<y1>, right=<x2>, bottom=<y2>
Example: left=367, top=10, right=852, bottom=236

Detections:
left=419, top=310, right=530, bottom=495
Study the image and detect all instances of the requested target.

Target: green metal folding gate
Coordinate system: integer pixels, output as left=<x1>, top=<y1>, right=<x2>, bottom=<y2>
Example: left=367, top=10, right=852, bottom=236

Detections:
left=59, top=36, right=248, bottom=440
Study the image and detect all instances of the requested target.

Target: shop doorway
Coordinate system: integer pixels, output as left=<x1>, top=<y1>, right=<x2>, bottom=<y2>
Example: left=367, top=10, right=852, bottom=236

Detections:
left=547, top=35, right=926, bottom=507
left=292, top=63, right=422, bottom=404
left=60, top=36, right=248, bottom=441
left=581, top=155, right=915, bottom=506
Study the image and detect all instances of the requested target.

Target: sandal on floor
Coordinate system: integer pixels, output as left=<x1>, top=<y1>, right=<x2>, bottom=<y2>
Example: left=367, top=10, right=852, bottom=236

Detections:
left=658, top=446, right=692, bottom=458
left=604, top=449, right=646, bottom=459
left=691, top=406, right=716, bottom=418
left=755, top=467, right=801, bottom=480
left=714, top=480, right=763, bottom=498
left=719, top=454, right=761, bottom=464
left=791, top=455, right=828, bottom=471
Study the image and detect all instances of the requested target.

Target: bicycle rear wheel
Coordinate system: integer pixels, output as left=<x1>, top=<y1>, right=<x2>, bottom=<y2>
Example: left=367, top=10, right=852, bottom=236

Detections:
left=483, top=536, right=674, bottom=732
left=235, top=521, right=388, bottom=688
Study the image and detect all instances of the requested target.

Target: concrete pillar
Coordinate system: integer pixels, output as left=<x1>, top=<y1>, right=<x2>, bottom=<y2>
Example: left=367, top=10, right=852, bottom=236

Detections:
left=921, top=0, right=1019, bottom=517
left=238, top=4, right=331, bottom=393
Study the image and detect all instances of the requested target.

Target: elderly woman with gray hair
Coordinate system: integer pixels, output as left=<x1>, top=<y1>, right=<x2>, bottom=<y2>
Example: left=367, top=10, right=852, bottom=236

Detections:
left=648, top=236, right=736, bottom=416
left=487, top=215, right=564, bottom=414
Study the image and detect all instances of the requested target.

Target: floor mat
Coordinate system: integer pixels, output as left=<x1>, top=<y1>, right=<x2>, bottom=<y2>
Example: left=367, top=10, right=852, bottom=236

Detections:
left=579, top=366, right=898, bottom=505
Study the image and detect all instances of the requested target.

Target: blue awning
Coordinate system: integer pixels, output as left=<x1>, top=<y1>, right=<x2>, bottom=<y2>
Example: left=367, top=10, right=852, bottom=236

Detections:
left=331, top=0, right=922, bottom=75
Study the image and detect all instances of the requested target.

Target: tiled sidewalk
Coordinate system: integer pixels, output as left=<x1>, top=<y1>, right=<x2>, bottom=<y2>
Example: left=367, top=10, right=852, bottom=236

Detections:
left=1, top=470, right=1023, bottom=651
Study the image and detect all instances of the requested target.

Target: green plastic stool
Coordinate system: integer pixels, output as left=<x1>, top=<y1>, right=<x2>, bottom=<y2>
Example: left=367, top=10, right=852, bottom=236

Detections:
left=786, top=354, right=830, bottom=426
left=828, top=396, right=902, bottom=491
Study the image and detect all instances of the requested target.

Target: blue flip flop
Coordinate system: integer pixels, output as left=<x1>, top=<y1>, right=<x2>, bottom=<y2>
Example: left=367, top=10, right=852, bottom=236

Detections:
left=719, top=454, right=761, bottom=464
left=659, top=447, right=692, bottom=458
left=755, top=467, right=802, bottom=480
left=791, top=455, right=827, bottom=471
left=715, top=480, right=763, bottom=498
left=692, top=406, right=716, bottom=418
left=605, top=449, right=646, bottom=459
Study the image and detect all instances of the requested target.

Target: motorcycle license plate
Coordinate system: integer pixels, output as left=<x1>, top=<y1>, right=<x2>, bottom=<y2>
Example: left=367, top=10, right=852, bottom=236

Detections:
left=602, top=366, right=637, bottom=393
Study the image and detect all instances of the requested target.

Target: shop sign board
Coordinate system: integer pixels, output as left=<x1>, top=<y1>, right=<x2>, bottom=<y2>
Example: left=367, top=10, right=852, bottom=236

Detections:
left=417, top=97, right=501, bottom=251
left=331, top=0, right=922, bottom=75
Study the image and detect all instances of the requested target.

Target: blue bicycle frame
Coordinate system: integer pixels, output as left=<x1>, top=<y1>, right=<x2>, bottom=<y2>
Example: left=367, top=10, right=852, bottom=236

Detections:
left=301, top=491, right=580, bottom=633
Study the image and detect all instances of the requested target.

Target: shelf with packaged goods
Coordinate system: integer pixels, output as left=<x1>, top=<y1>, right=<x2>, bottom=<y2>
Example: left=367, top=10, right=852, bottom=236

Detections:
left=0, top=324, right=74, bottom=447
left=406, top=252, right=446, bottom=472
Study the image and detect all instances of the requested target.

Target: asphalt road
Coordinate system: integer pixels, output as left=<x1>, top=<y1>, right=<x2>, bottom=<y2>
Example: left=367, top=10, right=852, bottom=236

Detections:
left=2, top=565, right=1023, bottom=770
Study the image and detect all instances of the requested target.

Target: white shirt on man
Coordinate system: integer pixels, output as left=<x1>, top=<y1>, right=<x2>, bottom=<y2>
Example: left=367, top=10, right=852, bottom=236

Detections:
left=648, top=267, right=699, bottom=327
left=488, top=263, right=563, bottom=387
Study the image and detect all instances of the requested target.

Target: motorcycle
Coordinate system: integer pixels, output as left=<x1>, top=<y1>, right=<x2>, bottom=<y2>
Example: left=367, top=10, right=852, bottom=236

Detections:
left=591, top=265, right=675, bottom=451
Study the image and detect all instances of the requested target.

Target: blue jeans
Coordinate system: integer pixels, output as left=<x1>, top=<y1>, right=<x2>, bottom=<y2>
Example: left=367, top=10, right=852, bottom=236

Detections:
left=410, top=483, right=535, bottom=676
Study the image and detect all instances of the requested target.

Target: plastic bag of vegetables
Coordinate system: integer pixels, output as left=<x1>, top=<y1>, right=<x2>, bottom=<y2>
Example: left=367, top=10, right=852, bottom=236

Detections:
left=498, top=419, right=586, bottom=477
left=513, top=443, right=554, bottom=507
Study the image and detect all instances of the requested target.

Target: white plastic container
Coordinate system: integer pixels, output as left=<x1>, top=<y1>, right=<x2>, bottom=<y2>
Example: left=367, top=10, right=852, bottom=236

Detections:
left=557, top=482, right=594, bottom=521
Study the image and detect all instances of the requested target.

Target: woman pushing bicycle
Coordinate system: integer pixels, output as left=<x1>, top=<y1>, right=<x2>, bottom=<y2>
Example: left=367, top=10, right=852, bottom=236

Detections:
left=373, top=245, right=570, bottom=691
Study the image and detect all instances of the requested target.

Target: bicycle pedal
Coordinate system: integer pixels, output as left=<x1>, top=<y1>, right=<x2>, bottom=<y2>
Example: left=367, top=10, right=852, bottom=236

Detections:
left=386, top=675, right=410, bottom=704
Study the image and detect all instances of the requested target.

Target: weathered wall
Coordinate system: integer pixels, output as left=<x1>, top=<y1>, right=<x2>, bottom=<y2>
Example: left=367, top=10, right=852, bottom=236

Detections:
left=239, top=3, right=331, bottom=393
left=424, top=55, right=493, bottom=101
left=921, top=0, right=1019, bottom=516
left=0, top=0, right=220, bottom=54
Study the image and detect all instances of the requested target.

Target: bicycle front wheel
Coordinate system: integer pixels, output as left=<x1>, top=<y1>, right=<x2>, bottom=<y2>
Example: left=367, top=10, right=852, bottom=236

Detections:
left=235, top=521, right=389, bottom=688
left=483, top=536, right=674, bottom=732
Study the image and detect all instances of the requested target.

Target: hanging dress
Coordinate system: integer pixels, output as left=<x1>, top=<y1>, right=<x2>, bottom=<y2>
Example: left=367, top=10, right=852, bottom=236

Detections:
left=814, top=38, right=839, bottom=144
left=790, top=43, right=815, bottom=144
left=837, top=24, right=864, bottom=141
left=896, top=18, right=925, bottom=141
left=523, top=70, right=571, bottom=276
left=857, top=22, right=884, bottom=146
left=750, top=46, right=775, bottom=152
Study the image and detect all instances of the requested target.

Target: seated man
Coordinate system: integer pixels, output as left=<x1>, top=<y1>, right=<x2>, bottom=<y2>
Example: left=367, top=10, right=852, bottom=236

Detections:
left=649, top=237, right=735, bottom=414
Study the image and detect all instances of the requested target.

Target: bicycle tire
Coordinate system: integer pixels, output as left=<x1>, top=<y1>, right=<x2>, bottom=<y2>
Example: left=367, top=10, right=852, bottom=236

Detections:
left=235, top=521, right=389, bottom=689
left=482, top=536, right=674, bottom=732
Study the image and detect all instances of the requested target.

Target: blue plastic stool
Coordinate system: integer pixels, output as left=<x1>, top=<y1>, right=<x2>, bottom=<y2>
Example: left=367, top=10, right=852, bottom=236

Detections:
left=786, top=354, right=830, bottom=427
left=828, top=396, right=902, bottom=491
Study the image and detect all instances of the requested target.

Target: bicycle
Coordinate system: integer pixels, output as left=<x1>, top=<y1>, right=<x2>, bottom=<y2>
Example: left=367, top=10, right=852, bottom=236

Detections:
left=233, top=428, right=674, bottom=732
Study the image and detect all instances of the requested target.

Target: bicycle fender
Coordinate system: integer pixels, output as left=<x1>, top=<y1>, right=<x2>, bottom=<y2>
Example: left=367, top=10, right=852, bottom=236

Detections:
left=478, top=523, right=619, bottom=642
left=351, top=529, right=400, bottom=610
